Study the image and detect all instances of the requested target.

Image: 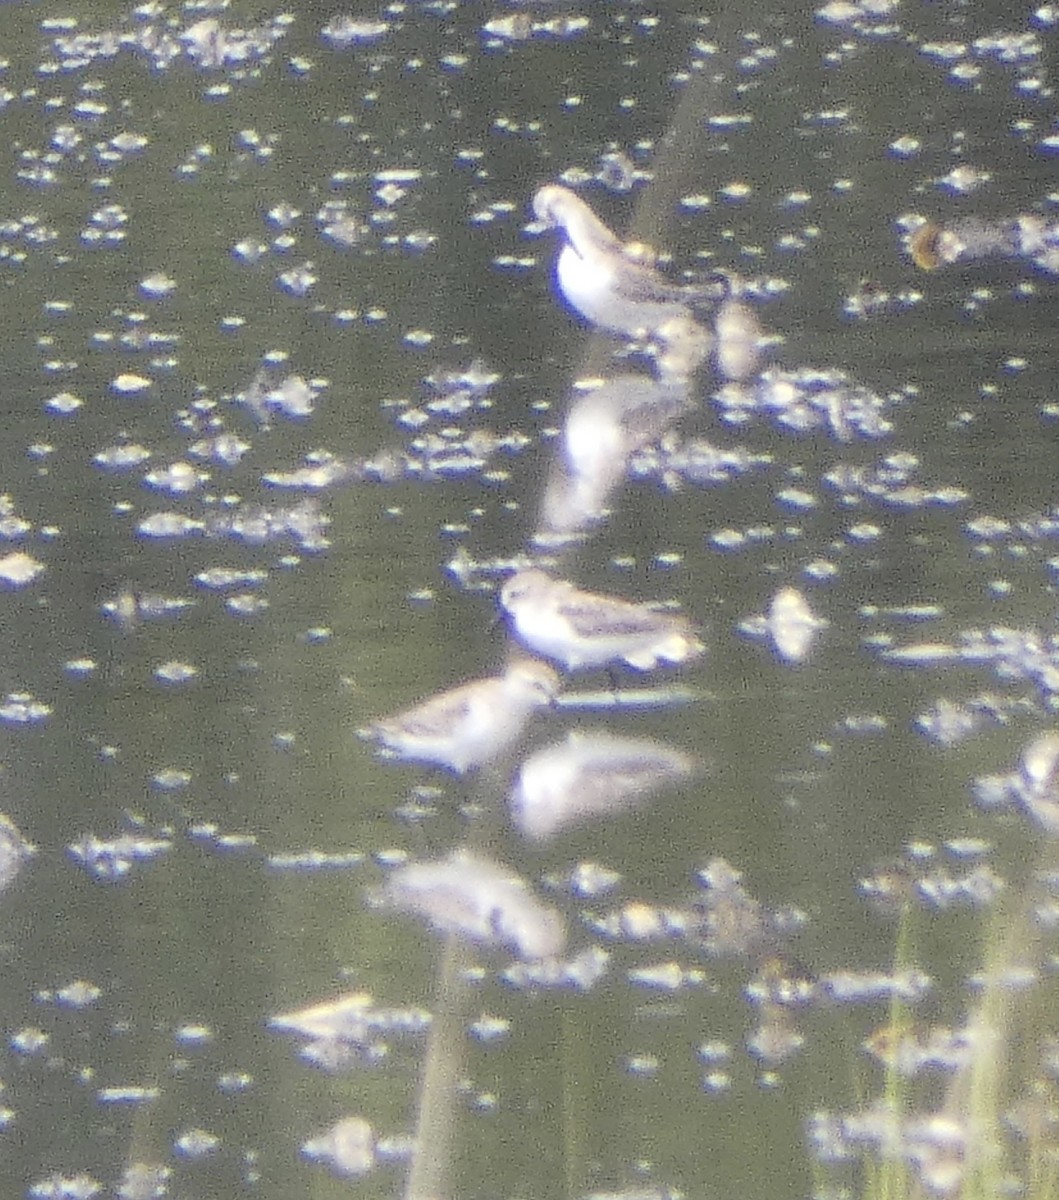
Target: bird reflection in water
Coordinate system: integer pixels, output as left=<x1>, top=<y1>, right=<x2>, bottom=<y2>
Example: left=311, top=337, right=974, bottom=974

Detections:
left=540, top=371, right=691, bottom=534
left=537, top=315, right=710, bottom=539
left=382, top=850, right=567, bottom=960
left=499, top=568, right=704, bottom=673
left=510, top=729, right=698, bottom=841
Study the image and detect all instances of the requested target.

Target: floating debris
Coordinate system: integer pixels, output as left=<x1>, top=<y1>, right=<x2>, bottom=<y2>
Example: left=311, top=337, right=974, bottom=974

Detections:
left=143, top=461, right=204, bottom=494
left=362, top=659, right=560, bottom=775
left=627, top=961, right=707, bottom=991
left=140, top=271, right=176, bottom=297
left=469, top=1014, right=511, bottom=1042
left=716, top=367, right=898, bottom=441
left=67, top=828, right=171, bottom=882
left=262, top=452, right=359, bottom=490
left=501, top=944, right=611, bottom=991
left=11, top=1027, right=48, bottom=1056
left=885, top=627, right=1059, bottom=705
left=557, top=861, right=624, bottom=898
left=820, top=968, right=933, bottom=1005
left=189, top=431, right=250, bottom=466
left=237, top=367, right=319, bottom=423
left=553, top=684, right=699, bottom=712
left=173, top=1127, right=220, bottom=1159
left=627, top=436, right=771, bottom=490
left=739, top=586, right=828, bottom=663
left=96, top=1086, right=161, bottom=1108
left=265, top=850, right=365, bottom=872
left=93, top=442, right=152, bottom=471
left=36, top=979, right=102, bottom=1008
left=687, top=858, right=776, bottom=959
left=267, top=993, right=429, bottom=1051
left=322, top=16, right=392, bottom=47
left=587, top=900, right=688, bottom=941
left=511, top=730, right=697, bottom=840
left=974, top=731, right=1059, bottom=833
left=747, top=1003, right=805, bottom=1067
left=115, top=1163, right=171, bottom=1200
left=381, top=851, right=566, bottom=960
left=198, top=499, right=330, bottom=551
left=914, top=864, right=1004, bottom=910
left=816, top=0, right=902, bottom=28
left=914, top=694, right=1032, bottom=748
left=0, top=815, right=35, bottom=895
left=302, top=1115, right=377, bottom=1179
left=136, top=512, right=205, bottom=540
left=908, top=212, right=1059, bottom=275
left=154, top=661, right=198, bottom=686
left=111, top=372, right=152, bottom=395
left=863, top=1020, right=991, bottom=1077
left=860, top=843, right=1006, bottom=915
left=809, top=1101, right=977, bottom=1196
left=101, top=590, right=197, bottom=630
left=0, top=551, right=45, bottom=587
left=269, top=990, right=431, bottom=1070
left=766, top=587, right=827, bottom=663
left=597, top=149, right=638, bottom=192
left=0, top=694, right=51, bottom=725
left=44, top=391, right=84, bottom=415
left=1015, top=731, right=1059, bottom=833
left=580, top=1188, right=684, bottom=1200
left=27, top=1174, right=102, bottom=1200
left=187, top=823, right=258, bottom=854
left=482, top=13, right=534, bottom=42
left=194, top=567, right=269, bottom=591
left=0, top=495, right=33, bottom=539
left=483, top=13, right=590, bottom=42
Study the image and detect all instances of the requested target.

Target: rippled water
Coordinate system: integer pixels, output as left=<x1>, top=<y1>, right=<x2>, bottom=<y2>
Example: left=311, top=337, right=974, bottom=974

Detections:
left=2, top=1, right=1059, bottom=1197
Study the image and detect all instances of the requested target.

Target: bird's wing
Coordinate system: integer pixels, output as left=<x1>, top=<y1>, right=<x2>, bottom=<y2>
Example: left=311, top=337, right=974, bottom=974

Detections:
left=376, top=684, right=480, bottom=740
left=562, top=595, right=679, bottom=639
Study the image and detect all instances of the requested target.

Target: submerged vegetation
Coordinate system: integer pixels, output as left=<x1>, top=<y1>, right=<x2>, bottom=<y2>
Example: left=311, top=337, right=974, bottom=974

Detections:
left=819, top=831, right=1059, bottom=1199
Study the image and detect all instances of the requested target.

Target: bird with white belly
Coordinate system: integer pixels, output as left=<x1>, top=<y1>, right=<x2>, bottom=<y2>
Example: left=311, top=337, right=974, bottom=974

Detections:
left=532, top=184, right=726, bottom=340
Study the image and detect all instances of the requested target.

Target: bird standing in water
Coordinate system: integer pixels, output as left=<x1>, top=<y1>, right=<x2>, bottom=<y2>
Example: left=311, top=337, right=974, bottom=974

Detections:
left=532, top=184, right=725, bottom=340
left=499, top=568, right=704, bottom=673
left=362, top=659, right=560, bottom=775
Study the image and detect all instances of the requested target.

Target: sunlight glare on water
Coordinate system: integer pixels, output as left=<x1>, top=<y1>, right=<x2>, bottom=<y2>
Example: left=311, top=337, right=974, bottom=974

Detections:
left=0, top=1, right=1058, bottom=1198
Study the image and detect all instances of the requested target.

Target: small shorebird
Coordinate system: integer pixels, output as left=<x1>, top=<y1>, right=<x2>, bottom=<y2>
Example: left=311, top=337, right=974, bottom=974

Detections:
left=361, top=659, right=560, bottom=775
left=511, top=729, right=697, bottom=841
left=498, top=568, right=704, bottom=672
left=532, top=184, right=724, bottom=339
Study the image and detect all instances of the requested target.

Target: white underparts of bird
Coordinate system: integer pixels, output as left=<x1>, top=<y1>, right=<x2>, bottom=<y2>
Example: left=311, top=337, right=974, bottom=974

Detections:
left=499, top=568, right=704, bottom=672
left=362, top=659, right=560, bottom=774
left=532, top=184, right=724, bottom=340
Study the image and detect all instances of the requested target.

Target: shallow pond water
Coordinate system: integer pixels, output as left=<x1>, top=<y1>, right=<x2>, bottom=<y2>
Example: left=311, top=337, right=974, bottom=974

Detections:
left=1, top=2, right=1059, bottom=1198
